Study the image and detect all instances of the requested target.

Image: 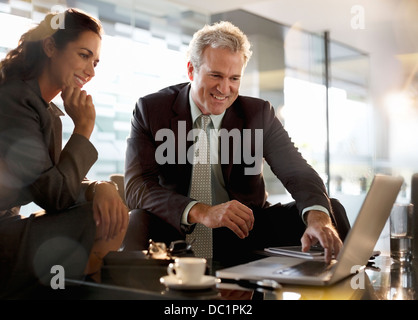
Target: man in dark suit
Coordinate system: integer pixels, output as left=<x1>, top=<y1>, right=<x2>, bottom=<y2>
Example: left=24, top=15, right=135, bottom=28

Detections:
left=124, top=21, right=349, bottom=264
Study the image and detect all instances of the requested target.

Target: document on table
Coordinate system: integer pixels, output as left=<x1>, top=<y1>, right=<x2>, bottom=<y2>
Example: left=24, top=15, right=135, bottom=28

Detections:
left=264, top=246, right=326, bottom=260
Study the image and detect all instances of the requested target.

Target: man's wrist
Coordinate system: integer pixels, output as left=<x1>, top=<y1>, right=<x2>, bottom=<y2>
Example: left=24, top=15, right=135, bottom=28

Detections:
left=305, top=210, right=331, bottom=226
left=302, top=205, right=329, bottom=224
left=182, top=201, right=198, bottom=225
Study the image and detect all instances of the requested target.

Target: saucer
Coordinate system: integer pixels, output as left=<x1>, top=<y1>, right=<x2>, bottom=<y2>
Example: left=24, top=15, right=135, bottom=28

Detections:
left=160, top=275, right=220, bottom=290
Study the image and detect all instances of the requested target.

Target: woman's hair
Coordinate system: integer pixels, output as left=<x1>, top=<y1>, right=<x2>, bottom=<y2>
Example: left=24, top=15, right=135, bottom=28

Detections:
left=187, top=21, right=252, bottom=71
left=0, top=8, right=103, bottom=84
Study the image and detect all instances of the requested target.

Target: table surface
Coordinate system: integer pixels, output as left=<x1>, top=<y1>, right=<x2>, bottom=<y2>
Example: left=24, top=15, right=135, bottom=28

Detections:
left=56, top=252, right=417, bottom=300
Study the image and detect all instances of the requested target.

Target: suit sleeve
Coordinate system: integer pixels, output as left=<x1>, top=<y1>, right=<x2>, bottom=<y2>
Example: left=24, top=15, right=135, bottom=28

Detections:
left=125, top=98, right=192, bottom=235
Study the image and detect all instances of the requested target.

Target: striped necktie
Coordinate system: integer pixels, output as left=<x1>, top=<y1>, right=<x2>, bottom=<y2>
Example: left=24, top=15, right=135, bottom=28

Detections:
left=186, top=115, right=213, bottom=258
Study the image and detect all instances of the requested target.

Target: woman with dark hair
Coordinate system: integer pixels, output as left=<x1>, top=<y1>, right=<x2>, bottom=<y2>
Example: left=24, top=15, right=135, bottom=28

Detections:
left=0, top=8, right=129, bottom=297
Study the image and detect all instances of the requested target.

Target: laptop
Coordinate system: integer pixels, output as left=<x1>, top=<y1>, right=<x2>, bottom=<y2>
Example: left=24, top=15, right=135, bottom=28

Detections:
left=216, top=174, right=404, bottom=286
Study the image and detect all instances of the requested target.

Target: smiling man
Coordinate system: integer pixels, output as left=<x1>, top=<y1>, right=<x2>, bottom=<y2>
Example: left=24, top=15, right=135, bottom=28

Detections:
left=124, top=21, right=350, bottom=264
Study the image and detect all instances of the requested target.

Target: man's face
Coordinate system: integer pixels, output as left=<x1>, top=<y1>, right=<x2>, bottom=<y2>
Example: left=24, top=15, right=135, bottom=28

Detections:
left=188, top=46, right=245, bottom=115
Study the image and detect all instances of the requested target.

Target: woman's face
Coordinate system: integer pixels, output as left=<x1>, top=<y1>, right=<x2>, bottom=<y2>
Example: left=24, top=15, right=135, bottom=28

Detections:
left=47, top=30, right=101, bottom=90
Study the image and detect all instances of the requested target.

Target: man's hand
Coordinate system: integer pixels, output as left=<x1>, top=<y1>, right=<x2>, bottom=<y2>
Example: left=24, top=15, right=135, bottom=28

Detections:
left=300, top=210, right=342, bottom=263
left=188, top=200, right=254, bottom=239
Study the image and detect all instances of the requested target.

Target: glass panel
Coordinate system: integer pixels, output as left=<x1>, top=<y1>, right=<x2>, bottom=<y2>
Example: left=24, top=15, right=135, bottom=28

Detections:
left=282, top=28, right=328, bottom=184
left=328, top=41, right=373, bottom=224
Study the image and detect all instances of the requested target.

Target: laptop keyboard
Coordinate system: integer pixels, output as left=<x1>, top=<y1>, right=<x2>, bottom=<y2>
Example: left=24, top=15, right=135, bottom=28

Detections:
left=274, top=260, right=335, bottom=277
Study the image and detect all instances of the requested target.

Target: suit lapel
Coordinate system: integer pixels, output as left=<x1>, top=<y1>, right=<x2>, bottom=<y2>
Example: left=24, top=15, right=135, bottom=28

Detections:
left=171, top=84, right=194, bottom=153
left=170, top=84, right=194, bottom=193
left=220, top=100, right=245, bottom=184
left=47, top=103, right=64, bottom=164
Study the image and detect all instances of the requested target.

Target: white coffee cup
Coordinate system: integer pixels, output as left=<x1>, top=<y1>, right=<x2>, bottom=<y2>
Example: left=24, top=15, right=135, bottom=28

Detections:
left=167, top=257, right=206, bottom=284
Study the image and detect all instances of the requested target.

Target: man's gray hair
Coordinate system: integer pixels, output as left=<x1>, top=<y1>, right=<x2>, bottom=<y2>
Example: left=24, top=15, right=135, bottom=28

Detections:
left=187, top=21, right=252, bottom=70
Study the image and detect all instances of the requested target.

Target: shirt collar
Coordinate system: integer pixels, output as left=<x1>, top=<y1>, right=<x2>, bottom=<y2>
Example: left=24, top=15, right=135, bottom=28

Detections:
left=48, top=102, right=65, bottom=117
left=189, top=90, right=225, bottom=129
left=25, top=78, right=64, bottom=116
